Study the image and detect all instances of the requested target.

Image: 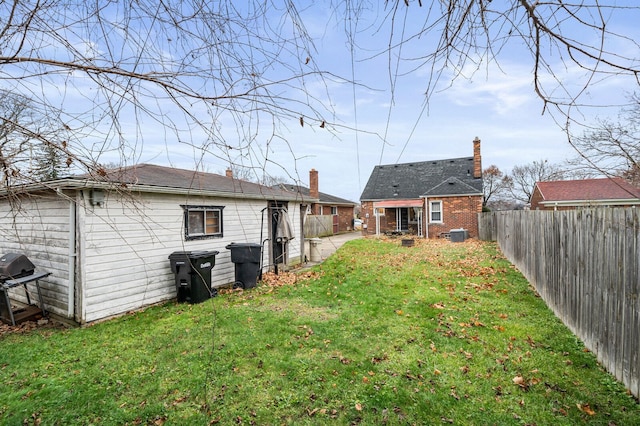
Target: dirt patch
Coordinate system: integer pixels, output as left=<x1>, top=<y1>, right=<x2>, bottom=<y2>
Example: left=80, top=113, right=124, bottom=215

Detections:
left=0, top=318, right=67, bottom=338
left=253, top=300, right=338, bottom=321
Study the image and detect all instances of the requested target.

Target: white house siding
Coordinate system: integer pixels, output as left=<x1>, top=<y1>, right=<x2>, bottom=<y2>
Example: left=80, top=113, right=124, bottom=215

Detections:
left=0, top=193, right=71, bottom=317
left=77, top=190, right=302, bottom=323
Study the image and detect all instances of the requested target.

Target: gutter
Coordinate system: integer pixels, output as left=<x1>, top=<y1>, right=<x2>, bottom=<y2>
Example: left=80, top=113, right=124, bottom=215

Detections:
left=1, top=179, right=316, bottom=204
left=540, top=199, right=640, bottom=207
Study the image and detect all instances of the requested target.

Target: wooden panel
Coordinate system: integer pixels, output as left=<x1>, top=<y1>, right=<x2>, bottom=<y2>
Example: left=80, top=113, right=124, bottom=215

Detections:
left=492, top=207, right=640, bottom=398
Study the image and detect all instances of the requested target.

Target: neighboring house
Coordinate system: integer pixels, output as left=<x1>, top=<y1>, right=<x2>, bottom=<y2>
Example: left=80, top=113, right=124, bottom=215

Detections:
left=530, top=177, right=640, bottom=210
left=0, top=164, right=312, bottom=325
left=275, top=169, right=358, bottom=233
left=360, top=138, right=484, bottom=238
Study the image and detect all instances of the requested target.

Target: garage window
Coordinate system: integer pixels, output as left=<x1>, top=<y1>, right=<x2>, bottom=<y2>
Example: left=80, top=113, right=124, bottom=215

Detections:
left=183, top=205, right=224, bottom=240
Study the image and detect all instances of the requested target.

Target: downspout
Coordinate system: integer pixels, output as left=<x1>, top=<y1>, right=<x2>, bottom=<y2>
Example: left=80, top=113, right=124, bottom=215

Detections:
left=424, top=197, right=429, bottom=239
left=300, top=204, right=307, bottom=264
left=67, top=192, right=77, bottom=319
left=259, top=206, right=268, bottom=280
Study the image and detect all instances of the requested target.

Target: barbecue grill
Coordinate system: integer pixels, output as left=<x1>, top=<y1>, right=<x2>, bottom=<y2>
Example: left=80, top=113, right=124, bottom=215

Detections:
left=0, top=253, right=35, bottom=280
left=0, top=253, right=50, bottom=325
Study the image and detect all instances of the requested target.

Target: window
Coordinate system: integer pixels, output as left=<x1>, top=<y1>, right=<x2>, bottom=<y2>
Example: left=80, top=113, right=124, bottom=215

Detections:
left=331, top=206, right=338, bottom=215
left=430, top=201, right=442, bottom=223
left=183, top=205, right=224, bottom=240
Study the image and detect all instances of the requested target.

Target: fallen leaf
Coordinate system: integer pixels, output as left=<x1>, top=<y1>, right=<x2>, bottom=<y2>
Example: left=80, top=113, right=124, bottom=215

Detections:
left=355, top=403, right=362, bottom=411
left=577, top=403, right=596, bottom=416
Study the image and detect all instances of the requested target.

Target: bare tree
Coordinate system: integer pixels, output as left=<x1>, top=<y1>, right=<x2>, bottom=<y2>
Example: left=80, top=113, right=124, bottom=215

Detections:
left=0, top=1, right=340, bottom=190
left=260, top=174, right=292, bottom=187
left=0, top=91, right=33, bottom=187
left=0, top=90, right=71, bottom=186
left=482, top=165, right=511, bottom=208
left=0, top=1, right=638, bottom=193
left=507, top=159, right=565, bottom=203
left=373, top=1, right=640, bottom=115
left=568, top=93, right=640, bottom=184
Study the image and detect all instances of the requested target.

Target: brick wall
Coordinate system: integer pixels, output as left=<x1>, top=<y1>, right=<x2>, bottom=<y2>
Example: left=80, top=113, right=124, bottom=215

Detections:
left=311, top=204, right=355, bottom=233
left=426, top=195, right=482, bottom=238
left=336, top=206, right=355, bottom=232
left=529, top=186, right=543, bottom=210
left=362, top=196, right=482, bottom=238
left=360, top=201, right=379, bottom=236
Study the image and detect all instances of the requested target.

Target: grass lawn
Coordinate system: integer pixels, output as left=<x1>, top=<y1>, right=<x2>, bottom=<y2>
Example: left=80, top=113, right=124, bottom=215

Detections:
left=1, top=238, right=638, bottom=425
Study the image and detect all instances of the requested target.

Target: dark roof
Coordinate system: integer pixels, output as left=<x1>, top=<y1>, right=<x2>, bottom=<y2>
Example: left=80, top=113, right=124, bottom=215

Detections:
left=62, top=164, right=309, bottom=201
left=360, top=157, right=483, bottom=201
left=535, top=178, right=640, bottom=203
left=275, top=184, right=357, bottom=206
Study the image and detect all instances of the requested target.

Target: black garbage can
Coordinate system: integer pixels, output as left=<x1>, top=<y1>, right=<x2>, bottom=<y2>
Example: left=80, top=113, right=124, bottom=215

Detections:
left=168, top=250, right=219, bottom=303
left=225, top=243, right=262, bottom=289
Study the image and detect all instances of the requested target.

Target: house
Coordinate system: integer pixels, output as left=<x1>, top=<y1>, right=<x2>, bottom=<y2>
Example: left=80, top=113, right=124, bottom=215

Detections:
left=530, top=177, right=640, bottom=210
left=275, top=169, right=358, bottom=234
left=0, top=164, right=313, bottom=325
left=360, top=138, right=483, bottom=238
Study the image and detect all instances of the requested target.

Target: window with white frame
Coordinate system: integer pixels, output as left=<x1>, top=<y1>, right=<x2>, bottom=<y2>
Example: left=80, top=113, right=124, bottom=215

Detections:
left=183, top=205, right=224, bottom=240
left=429, top=201, right=442, bottom=223
left=331, top=206, right=338, bottom=215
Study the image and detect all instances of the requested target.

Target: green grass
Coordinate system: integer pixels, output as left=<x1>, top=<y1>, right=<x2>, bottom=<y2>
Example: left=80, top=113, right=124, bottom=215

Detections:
left=1, top=238, right=638, bottom=425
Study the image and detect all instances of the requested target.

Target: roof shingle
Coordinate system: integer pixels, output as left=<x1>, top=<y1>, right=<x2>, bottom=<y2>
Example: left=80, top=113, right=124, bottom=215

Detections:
left=70, top=163, right=306, bottom=200
left=535, top=178, right=640, bottom=202
left=275, top=184, right=356, bottom=205
left=360, top=157, right=483, bottom=201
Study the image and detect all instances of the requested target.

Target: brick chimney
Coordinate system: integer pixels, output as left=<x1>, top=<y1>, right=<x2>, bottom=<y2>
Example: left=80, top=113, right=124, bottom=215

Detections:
left=225, top=168, right=233, bottom=178
left=309, top=169, right=319, bottom=199
left=473, top=137, right=482, bottom=179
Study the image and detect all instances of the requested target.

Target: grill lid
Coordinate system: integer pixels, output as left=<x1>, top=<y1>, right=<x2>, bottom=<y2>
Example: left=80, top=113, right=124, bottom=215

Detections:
left=0, top=253, right=35, bottom=281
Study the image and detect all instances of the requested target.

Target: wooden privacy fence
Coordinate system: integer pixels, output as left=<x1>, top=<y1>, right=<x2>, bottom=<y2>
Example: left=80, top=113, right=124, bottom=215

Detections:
left=479, top=209, right=639, bottom=398
left=478, top=210, right=498, bottom=241
left=303, top=215, right=333, bottom=238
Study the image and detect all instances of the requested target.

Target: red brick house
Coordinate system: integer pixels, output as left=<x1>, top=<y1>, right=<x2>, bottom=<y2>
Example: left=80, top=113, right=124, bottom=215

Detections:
left=360, top=138, right=484, bottom=238
left=530, top=177, right=640, bottom=210
left=275, top=169, right=358, bottom=233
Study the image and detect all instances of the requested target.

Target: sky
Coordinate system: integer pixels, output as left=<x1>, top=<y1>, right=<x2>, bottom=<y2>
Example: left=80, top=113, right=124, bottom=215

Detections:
left=4, top=1, right=639, bottom=204
left=153, top=1, right=640, bottom=203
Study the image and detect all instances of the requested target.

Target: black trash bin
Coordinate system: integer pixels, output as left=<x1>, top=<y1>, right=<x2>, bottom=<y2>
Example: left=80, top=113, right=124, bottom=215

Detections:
left=225, top=243, right=262, bottom=289
left=168, top=250, right=219, bottom=303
